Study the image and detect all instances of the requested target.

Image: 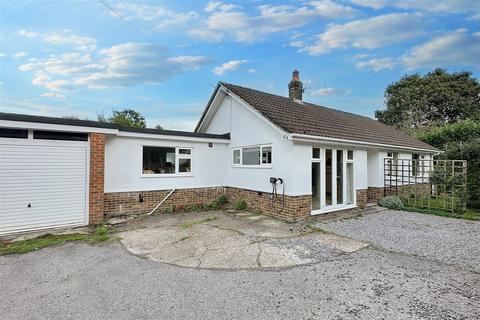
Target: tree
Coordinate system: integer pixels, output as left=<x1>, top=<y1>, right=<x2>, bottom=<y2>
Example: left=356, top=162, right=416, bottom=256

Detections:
left=375, top=69, right=480, bottom=129
left=414, top=120, right=480, bottom=208
left=155, top=124, right=164, bottom=130
left=97, top=109, right=147, bottom=128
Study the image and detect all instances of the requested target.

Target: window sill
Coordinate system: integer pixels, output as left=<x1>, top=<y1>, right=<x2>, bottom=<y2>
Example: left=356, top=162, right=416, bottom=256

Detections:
left=231, top=165, right=273, bottom=169
left=141, top=173, right=193, bottom=178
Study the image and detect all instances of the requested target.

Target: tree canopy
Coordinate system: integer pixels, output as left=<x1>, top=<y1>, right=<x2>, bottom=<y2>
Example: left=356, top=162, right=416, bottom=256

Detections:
left=375, top=69, right=480, bottom=129
left=98, top=109, right=147, bottom=128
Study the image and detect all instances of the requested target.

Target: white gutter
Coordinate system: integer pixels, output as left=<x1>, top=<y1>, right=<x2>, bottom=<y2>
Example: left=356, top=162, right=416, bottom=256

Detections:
left=116, top=131, right=230, bottom=143
left=0, top=120, right=119, bottom=134
left=289, top=133, right=438, bottom=153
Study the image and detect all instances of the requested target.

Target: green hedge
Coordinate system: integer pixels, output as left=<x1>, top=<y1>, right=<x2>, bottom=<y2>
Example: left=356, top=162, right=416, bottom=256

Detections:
left=415, top=120, right=480, bottom=208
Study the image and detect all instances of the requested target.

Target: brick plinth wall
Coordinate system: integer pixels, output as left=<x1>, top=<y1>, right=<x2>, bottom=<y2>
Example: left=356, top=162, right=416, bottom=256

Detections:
left=104, top=187, right=226, bottom=217
left=225, top=187, right=311, bottom=222
left=356, top=189, right=367, bottom=209
left=89, top=133, right=105, bottom=224
left=367, top=187, right=384, bottom=204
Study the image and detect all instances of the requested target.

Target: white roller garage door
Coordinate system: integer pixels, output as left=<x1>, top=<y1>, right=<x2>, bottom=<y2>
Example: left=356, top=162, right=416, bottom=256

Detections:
left=0, top=139, right=88, bottom=235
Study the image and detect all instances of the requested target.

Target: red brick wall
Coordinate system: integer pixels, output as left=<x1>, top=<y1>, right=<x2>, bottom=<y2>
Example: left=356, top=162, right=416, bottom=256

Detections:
left=225, top=187, right=312, bottom=222
left=104, top=187, right=226, bottom=217
left=367, top=187, right=384, bottom=204
left=89, top=133, right=105, bottom=224
left=356, top=189, right=368, bottom=208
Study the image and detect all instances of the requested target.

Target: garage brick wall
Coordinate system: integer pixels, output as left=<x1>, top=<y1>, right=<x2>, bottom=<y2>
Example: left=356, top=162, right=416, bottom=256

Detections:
left=89, top=133, right=105, bottom=224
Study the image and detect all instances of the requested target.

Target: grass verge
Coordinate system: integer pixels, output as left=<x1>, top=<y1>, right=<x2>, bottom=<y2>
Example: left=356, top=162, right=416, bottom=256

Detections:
left=404, top=206, right=480, bottom=221
left=180, top=216, right=218, bottom=229
left=0, top=226, right=112, bottom=256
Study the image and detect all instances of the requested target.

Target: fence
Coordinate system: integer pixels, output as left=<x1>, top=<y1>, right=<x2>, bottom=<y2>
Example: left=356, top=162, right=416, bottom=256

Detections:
left=384, top=159, right=467, bottom=212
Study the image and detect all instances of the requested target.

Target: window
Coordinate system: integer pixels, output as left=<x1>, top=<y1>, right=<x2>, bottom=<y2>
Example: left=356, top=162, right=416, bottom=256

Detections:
left=33, top=130, right=88, bottom=141
left=313, top=148, right=321, bottom=159
left=142, top=146, right=192, bottom=175
left=262, top=146, right=272, bottom=164
left=243, top=147, right=260, bottom=165
left=0, top=128, right=28, bottom=139
left=233, top=149, right=241, bottom=164
left=347, top=150, right=354, bottom=160
left=232, top=145, right=272, bottom=166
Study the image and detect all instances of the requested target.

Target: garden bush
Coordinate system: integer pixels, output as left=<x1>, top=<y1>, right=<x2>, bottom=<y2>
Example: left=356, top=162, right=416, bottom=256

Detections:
left=378, top=196, right=405, bottom=210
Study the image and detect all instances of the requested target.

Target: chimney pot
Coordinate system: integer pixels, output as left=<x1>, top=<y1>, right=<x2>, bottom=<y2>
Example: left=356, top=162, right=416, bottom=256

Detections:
left=288, top=70, right=303, bottom=100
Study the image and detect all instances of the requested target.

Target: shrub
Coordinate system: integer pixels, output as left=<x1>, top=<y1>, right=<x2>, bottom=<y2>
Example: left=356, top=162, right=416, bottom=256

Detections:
left=216, top=194, right=228, bottom=205
left=378, top=196, right=405, bottom=210
left=233, top=200, right=247, bottom=210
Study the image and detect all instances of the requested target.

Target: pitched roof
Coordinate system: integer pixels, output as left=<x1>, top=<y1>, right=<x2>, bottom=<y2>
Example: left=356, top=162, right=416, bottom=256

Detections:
left=0, top=112, right=230, bottom=140
left=216, top=82, right=437, bottom=151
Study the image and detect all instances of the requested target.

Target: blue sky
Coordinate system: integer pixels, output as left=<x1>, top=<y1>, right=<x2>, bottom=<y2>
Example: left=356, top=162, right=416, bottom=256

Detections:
left=1, top=0, right=479, bottom=130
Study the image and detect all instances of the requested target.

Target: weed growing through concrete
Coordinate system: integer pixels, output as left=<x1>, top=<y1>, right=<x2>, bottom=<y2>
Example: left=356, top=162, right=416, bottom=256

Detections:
left=178, top=236, right=190, bottom=241
left=234, top=200, right=247, bottom=210
left=0, top=226, right=112, bottom=256
left=181, top=216, right=218, bottom=229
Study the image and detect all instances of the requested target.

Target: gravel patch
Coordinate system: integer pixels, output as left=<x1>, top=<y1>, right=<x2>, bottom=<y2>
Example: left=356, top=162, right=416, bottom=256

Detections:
left=318, top=210, right=480, bottom=271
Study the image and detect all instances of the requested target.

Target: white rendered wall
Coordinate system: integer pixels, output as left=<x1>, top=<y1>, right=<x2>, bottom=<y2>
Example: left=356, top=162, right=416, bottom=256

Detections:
left=104, top=135, right=227, bottom=193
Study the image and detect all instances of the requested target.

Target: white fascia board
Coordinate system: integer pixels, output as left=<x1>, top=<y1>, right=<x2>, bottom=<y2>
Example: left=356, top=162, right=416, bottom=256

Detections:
left=0, top=120, right=118, bottom=134
left=221, top=85, right=289, bottom=137
left=116, top=131, right=230, bottom=143
left=289, top=133, right=438, bottom=153
left=196, top=89, right=226, bottom=133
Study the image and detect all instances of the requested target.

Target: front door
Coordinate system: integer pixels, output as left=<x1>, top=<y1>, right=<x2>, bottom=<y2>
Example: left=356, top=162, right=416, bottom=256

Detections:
left=311, top=147, right=355, bottom=214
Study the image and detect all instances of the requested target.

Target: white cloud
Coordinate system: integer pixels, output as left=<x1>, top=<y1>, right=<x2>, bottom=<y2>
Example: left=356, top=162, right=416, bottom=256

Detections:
left=351, top=0, right=480, bottom=14
left=204, top=1, right=237, bottom=13
left=18, top=29, right=38, bottom=37
left=356, top=57, right=396, bottom=71
left=43, top=30, right=97, bottom=51
left=247, top=68, right=256, bottom=73
left=19, top=42, right=212, bottom=91
left=0, top=53, right=6, bottom=58
left=289, top=40, right=304, bottom=48
left=213, top=60, right=249, bottom=75
left=311, top=87, right=352, bottom=96
left=402, top=29, right=480, bottom=70
left=41, top=92, right=66, bottom=100
left=13, top=51, right=29, bottom=58
left=112, top=2, right=198, bottom=29
left=189, top=0, right=359, bottom=43
left=301, top=13, right=424, bottom=55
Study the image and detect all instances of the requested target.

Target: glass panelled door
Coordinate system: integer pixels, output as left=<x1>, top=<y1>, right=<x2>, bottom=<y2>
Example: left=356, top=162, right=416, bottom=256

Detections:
left=311, top=148, right=355, bottom=214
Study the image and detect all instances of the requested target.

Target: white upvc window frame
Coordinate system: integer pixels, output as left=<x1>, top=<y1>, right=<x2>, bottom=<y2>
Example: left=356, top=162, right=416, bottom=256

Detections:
left=141, top=145, right=194, bottom=177
left=311, top=147, right=356, bottom=215
left=232, top=144, right=273, bottom=168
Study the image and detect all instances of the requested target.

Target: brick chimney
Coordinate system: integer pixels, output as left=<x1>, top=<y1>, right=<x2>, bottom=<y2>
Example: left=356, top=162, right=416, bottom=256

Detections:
left=288, top=70, right=303, bottom=100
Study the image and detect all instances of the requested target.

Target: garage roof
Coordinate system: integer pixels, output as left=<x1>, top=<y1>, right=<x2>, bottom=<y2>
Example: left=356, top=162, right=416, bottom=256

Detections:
left=0, top=112, right=230, bottom=140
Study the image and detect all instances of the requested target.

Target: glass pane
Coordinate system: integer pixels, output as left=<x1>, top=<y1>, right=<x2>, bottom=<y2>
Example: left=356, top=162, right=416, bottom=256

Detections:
left=347, top=150, right=353, bottom=160
left=179, top=158, right=191, bottom=173
left=346, top=163, right=354, bottom=205
left=325, top=149, right=332, bottom=206
left=262, top=146, right=272, bottom=164
left=143, top=146, right=176, bottom=174
left=179, top=148, right=191, bottom=155
left=312, top=162, right=321, bottom=210
left=242, top=147, right=260, bottom=165
left=337, top=150, right=343, bottom=204
left=313, top=148, right=320, bottom=159
left=233, top=149, right=241, bottom=164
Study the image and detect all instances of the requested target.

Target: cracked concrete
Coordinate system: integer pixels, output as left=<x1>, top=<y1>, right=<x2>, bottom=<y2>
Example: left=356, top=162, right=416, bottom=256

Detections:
left=118, top=211, right=367, bottom=269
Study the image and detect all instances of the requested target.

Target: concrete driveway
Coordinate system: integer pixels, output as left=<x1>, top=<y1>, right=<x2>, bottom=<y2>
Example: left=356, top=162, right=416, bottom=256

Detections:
left=117, top=211, right=367, bottom=269
left=1, top=210, right=479, bottom=320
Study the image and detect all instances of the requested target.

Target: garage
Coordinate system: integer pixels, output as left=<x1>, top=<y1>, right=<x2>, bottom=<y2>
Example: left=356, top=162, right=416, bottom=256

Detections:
left=0, top=129, right=89, bottom=235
